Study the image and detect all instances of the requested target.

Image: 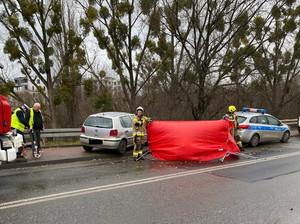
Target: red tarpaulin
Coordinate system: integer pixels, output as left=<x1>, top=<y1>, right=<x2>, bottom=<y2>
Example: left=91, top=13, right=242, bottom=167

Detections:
left=146, top=120, right=240, bottom=161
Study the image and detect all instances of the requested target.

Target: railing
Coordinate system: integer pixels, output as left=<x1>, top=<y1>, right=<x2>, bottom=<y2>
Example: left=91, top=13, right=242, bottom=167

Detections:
left=280, top=119, right=298, bottom=126
left=22, top=119, right=298, bottom=139
left=24, top=128, right=81, bottom=138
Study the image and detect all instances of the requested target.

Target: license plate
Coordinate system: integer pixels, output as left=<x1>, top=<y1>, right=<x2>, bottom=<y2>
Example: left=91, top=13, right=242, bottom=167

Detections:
left=89, top=139, right=103, bottom=144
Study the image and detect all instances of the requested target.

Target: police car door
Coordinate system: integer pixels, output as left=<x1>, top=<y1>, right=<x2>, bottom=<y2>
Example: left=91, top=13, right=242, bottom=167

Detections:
left=256, top=115, right=272, bottom=141
left=266, top=115, right=283, bottom=140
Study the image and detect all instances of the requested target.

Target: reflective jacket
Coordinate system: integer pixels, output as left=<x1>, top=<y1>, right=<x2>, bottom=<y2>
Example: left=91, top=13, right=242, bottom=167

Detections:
left=28, top=108, right=43, bottom=130
left=11, top=108, right=27, bottom=132
left=132, top=115, right=150, bottom=136
left=223, top=112, right=239, bottom=129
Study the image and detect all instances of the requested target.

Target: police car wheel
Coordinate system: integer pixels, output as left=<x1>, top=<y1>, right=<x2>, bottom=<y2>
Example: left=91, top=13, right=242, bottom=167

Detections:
left=249, top=134, right=259, bottom=147
left=281, top=131, right=290, bottom=143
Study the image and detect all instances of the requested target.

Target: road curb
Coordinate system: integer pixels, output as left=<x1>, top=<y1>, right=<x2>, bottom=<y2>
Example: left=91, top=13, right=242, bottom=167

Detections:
left=0, top=155, right=111, bottom=170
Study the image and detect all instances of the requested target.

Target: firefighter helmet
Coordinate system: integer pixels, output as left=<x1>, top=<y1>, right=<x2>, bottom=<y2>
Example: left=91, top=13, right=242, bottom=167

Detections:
left=136, top=106, right=144, bottom=113
left=228, top=105, right=236, bottom=113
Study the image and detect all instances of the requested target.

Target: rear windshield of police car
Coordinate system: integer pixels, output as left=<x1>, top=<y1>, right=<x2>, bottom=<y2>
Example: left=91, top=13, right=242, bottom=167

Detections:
left=85, top=116, right=113, bottom=128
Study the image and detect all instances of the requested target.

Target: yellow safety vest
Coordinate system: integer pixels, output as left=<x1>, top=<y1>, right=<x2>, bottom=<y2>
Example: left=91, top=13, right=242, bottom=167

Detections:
left=29, top=108, right=42, bottom=129
left=11, top=108, right=25, bottom=132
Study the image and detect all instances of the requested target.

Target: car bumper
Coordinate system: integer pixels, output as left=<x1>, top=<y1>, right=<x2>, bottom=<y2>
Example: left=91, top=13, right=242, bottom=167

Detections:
left=237, top=129, right=254, bottom=143
left=80, top=135, right=120, bottom=149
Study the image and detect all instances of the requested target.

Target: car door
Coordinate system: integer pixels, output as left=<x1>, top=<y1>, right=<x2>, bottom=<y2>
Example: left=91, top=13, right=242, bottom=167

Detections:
left=256, top=115, right=271, bottom=141
left=266, top=115, right=283, bottom=140
left=119, top=116, right=133, bottom=145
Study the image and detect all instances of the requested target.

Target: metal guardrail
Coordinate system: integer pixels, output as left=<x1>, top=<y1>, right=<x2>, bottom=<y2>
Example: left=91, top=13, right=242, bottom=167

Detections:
left=24, top=128, right=81, bottom=138
left=21, top=119, right=297, bottom=139
left=281, top=119, right=298, bottom=125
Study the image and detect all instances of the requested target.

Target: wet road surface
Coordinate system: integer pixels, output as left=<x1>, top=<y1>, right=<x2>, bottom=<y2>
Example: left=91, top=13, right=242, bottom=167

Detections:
left=1, top=138, right=300, bottom=223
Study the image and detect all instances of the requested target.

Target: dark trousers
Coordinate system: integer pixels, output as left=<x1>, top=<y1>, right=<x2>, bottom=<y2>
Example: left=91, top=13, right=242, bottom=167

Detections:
left=30, top=129, right=41, bottom=151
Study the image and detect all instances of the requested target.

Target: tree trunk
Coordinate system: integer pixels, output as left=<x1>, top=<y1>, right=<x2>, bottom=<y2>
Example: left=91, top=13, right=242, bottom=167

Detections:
left=47, top=84, right=59, bottom=128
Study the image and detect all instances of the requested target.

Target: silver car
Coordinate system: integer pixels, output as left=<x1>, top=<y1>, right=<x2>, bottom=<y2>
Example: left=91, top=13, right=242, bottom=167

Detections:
left=80, top=112, right=136, bottom=154
left=235, top=108, right=290, bottom=147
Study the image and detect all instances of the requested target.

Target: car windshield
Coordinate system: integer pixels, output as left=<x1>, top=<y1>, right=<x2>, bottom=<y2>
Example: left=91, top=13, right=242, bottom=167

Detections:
left=84, top=116, right=113, bottom=128
left=238, top=116, right=247, bottom=123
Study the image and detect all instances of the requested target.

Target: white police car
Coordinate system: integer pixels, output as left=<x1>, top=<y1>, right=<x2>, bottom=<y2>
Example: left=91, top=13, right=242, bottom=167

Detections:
left=235, top=108, right=290, bottom=147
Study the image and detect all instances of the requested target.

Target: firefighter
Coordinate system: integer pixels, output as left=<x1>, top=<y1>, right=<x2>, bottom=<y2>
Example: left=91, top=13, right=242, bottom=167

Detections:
left=11, top=104, right=31, bottom=156
left=132, top=107, right=152, bottom=161
left=223, top=105, right=244, bottom=151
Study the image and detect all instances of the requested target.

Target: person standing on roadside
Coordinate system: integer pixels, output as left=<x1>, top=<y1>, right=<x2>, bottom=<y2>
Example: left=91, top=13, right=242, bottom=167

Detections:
left=26, top=103, right=43, bottom=157
left=132, top=107, right=152, bottom=161
left=11, top=104, right=31, bottom=156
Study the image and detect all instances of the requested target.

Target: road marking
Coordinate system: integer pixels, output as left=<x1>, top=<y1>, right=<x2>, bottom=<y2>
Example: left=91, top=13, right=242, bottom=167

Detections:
left=1, top=150, right=300, bottom=210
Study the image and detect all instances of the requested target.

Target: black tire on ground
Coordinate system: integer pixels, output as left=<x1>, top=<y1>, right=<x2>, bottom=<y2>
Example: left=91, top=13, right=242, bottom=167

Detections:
left=117, top=139, right=127, bottom=154
left=298, top=128, right=300, bottom=134
left=281, top=131, right=290, bottom=143
left=83, top=146, right=93, bottom=152
left=249, top=134, right=260, bottom=147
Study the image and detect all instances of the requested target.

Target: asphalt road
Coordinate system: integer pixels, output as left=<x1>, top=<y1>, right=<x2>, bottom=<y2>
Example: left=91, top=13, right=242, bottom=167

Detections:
left=1, top=138, right=300, bottom=224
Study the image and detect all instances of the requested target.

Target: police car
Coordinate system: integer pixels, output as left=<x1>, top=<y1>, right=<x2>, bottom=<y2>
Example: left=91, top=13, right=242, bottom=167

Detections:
left=235, top=108, right=290, bottom=147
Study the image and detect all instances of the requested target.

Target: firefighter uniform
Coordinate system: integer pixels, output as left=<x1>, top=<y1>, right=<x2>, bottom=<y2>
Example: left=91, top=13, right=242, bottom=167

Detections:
left=223, top=106, right=243, bottom=149
left=132, top=107, right=152, bottom=160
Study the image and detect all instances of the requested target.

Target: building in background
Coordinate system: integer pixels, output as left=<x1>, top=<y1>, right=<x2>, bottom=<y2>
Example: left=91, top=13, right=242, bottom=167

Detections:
left=14, top=76, right=46, bottom=93
left=103, top=76, right=122, bottom=92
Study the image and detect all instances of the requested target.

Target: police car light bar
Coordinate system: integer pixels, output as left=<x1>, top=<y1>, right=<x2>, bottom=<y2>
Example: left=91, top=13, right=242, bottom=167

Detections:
left=242, top=107, right=267, bottom=114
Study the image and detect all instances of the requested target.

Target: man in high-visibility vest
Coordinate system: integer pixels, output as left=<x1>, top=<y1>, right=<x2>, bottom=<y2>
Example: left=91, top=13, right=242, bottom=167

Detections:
left=11, top=104, right=31, bottom=155
left=132, top=107, right=152, bottom=161
left=223, top=105, right=244, bottom=151
left=26, top=103, right=43, bottom=157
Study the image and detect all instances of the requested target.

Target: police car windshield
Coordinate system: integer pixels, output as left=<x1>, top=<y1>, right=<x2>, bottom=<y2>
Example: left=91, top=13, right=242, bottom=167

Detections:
left=238, top=116, right=247, bottom=123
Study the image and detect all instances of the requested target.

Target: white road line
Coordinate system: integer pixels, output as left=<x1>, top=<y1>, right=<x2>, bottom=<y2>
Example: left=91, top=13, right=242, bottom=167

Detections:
left=1, top=150, right=300, bottom=210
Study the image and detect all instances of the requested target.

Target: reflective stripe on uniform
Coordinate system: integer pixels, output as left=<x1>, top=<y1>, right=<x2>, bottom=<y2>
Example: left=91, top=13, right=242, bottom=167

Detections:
left=133, top=132, right=145, bottom=136
left=133, top=152, right=139, bottom=157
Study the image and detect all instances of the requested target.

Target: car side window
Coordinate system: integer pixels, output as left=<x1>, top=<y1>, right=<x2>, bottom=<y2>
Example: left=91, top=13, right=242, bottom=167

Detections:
left=250, top=117, right=257, bottom=123
left=267, top=116, right=281, bottom=126
left=257, top=116, right=268, bottom=124
left=120, top=116, right=132, bottom=128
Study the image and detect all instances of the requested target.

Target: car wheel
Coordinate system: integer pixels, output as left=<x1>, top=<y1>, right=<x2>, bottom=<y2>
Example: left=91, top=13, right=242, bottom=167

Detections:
left=117, top=139, right=127, bottom=154
left=83, top=146, right=93, bottom=152
left=249, top=134, right=259, bottom=147
left=298, top=128, right=300, bottom=134
left=281, top=131, right=290, bottom=143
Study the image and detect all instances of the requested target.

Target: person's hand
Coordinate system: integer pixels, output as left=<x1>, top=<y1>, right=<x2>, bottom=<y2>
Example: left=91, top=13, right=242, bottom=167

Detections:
left=148, top=119, right=152, bottom=124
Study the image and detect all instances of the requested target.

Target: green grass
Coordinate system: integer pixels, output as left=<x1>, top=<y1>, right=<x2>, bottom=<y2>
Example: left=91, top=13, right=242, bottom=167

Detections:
left=41, top=140, right=81, bottom=147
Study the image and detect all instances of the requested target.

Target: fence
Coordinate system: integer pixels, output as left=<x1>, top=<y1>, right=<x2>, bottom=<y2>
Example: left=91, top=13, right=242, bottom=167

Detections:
left=24, top=128, right=81, bottom=139
left=22, top=119, right=298, bottom=139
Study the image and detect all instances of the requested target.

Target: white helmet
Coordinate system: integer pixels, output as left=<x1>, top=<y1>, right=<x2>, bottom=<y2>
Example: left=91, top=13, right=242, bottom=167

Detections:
left=136, top=106, right=144, bottom=113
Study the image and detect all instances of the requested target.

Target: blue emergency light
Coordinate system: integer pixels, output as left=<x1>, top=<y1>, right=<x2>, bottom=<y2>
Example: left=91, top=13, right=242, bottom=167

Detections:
left=242, top=107, right=267, bottom=114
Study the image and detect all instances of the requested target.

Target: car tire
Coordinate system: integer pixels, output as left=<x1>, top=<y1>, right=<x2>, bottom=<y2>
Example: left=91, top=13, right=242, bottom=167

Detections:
left=298, top=128, right=300, bottom=134
left=117, top=139, right=127, bottom=154
left=281, top=131, right=290, bottom=143
left=83, top=146, right=93, bottom=152
left=249, top=134, right=259, bottom=147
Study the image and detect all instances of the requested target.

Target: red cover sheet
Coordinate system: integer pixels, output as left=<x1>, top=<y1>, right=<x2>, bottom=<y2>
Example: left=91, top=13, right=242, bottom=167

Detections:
left=147, top=120, right=240, bottom=161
